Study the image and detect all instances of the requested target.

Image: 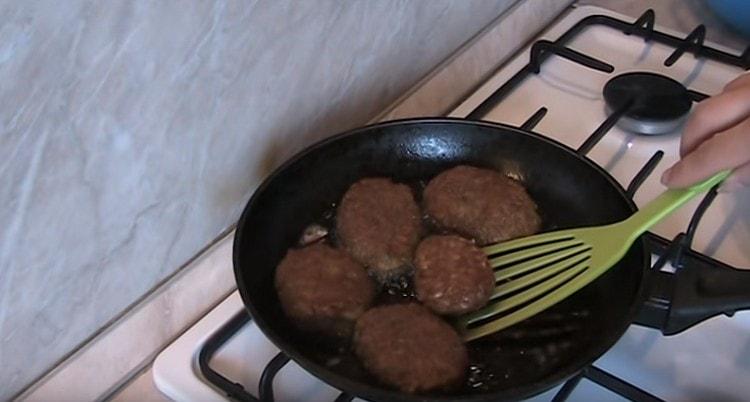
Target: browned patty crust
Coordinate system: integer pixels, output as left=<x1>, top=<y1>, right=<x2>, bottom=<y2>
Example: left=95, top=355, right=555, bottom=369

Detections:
left=423, top=165, right=541, bottom=245
left=353, top=303, right=468, bottom=393
left=414, top=235, right=494, bottom=315
left=336, top=178, right=421, bottom=279
left=275, top=243, right=376, bottom=337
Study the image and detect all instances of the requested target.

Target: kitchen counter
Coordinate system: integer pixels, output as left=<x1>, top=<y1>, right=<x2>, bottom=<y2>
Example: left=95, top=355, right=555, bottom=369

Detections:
left=25, top=1, right=747, bottom=401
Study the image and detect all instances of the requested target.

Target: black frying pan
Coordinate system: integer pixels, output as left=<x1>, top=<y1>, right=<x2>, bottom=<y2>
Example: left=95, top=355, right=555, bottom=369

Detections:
left=233, top=118, right=647, bottom=401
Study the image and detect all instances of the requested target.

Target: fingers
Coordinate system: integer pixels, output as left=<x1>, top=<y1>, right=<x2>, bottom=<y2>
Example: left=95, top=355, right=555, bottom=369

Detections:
left=679, top=84, right=750, bottom=157
left=666, top=73, right=750, bottom=190
left=724, top=72, right=750, bottom=92
left=663, top=119, right=750, bottom=188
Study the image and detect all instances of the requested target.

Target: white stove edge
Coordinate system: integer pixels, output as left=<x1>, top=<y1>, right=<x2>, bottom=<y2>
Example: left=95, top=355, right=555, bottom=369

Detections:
left=152, top=292, right=243, bottom=402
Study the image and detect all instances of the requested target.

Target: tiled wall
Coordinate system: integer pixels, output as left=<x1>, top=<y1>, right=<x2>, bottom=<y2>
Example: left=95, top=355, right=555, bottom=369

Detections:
left=0, top=0, right=514, bottom=398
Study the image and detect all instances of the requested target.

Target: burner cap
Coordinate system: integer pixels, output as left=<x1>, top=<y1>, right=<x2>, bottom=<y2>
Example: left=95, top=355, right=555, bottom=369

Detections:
left=603, top=72, right=692, bottom=135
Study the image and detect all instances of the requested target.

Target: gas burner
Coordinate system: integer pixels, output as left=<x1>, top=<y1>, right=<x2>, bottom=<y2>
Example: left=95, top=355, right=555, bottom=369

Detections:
left=604, top=72, right=692, bottom=135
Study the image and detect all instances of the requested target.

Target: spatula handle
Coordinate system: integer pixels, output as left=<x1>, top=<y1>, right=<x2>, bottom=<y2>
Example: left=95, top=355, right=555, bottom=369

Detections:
left=623, top=170, right=730, bottom=238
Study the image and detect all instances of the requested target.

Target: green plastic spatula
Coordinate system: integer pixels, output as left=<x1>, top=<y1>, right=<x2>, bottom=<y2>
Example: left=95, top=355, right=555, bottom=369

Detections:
left=456, top=170, right=730, bottom=341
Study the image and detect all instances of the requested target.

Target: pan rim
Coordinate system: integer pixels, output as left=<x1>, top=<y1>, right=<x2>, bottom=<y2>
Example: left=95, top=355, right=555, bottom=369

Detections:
left=233, top=117, right=649, bottom=402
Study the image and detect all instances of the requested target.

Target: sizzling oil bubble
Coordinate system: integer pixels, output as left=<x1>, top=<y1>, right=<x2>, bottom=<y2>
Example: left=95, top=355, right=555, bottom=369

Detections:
left=376, top=272, right=417, bottom=305
left=467, top=364, right=495, bottom=390
left=322, top=203, right=337, bottom=222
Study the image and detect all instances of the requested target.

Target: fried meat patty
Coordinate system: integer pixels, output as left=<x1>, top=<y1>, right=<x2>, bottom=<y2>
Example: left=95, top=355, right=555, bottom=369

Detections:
left=423, top=165, right=541, bottom=245
left=414, top=235, right=494, bottom=315
left=275, top=243, right=376, bottom=337
left=336, top=178, right=421, bottom=279
left=353, top=303, right=468, bottom=393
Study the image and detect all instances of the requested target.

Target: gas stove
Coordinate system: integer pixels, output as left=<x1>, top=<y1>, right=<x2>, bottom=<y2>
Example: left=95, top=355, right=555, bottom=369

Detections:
left=153, top=6, right=750, bottom=402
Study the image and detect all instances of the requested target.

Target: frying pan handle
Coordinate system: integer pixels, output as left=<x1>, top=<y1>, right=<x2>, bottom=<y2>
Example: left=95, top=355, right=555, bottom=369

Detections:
left=663, top=261, right=750, bottom=335
left=639, top=234, right=750, bottom=335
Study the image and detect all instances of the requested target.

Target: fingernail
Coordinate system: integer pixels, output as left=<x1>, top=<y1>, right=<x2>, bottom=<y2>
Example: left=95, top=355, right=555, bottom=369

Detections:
left=661, top=168, right=672, bottom=185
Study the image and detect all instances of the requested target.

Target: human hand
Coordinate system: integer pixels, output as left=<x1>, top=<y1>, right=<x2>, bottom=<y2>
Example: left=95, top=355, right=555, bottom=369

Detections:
left=661, top=73, right=750, bottom=191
